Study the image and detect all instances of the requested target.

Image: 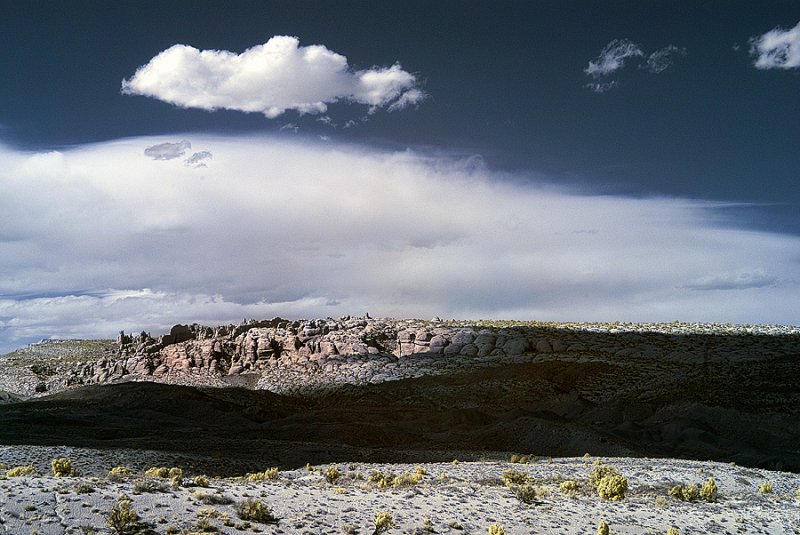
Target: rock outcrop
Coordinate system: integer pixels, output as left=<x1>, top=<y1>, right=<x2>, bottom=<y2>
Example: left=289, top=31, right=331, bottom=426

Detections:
left=3, top=317, right=793, bottom=398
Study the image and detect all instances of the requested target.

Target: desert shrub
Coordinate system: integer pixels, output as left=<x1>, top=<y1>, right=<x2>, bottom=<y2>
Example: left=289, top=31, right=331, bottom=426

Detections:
left=369, top=470, right=396, bottom=488
left=74, top=482, right=95, bottom=494
left=132, top=477, right=169, bottom=494
left=759, top=481, right=773, bottom=494
left=448, top=521, right=463, bottom=530
left=669, top=483, right=699, bottom=502
left=107, top=498, right=140, bottom=534
left=502, top=468, right=528, bottom=487
left=796, top=488, right=800, bottom=500
left=669, top=478, right=718, bottom=503
left=193, top=475, right=210, bottom=487
left=6, top=465, right=37, bottom=477
left=700, top=478, right=718, bottom=502
left=488, top=523, right=505, bottom=535
left=197, top=506, right=227, bottom=519
left=374, top=511, right=395, bottom=534
left=513, top=483, right=537, bottom=504
left=194, top=517, right=218, bottom=532
left=367, top=469, right=424, bottom=489
left=246, top=467, right=278, bottom=482
left=144, top=466, right=170, bottom=478
left=666, top=527, right=679, bottom=535
left=51, top=457, right=72, bottom=477
left=560, top=480, right=580, bottom=497
left=324, top=465, right=341, bottom=484
left=143, top=466, right=182, bottom=479
left=597, top=520, right=610, bottom=535
left=597, top=474, right=628, bottom=501
left=194, top=491, right=234, bottom=505
left=108, top=466, right=133, bottom=481
left=588, top=460, right=621, bottom=488
left=510, top=454, right=529, bottom=464
left=392, top=470, right=424, bottom=488
left=234, top=498, right=277, bottom=524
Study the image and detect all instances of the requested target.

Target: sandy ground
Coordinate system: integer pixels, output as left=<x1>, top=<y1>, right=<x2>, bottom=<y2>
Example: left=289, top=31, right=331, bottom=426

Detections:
left=1, top=446, right=799, bottom=534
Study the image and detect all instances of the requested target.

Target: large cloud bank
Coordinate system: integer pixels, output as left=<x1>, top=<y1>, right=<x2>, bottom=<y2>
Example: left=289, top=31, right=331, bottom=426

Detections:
left=750, top=20, right=800, bottom=69
left=0, top=136, right=798, bottom=352
left=121, top=36, right=425, bottom=117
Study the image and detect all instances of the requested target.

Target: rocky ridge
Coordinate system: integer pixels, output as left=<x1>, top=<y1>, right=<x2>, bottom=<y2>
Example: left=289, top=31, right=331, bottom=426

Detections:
left=2, top=317, right=799, bottom=399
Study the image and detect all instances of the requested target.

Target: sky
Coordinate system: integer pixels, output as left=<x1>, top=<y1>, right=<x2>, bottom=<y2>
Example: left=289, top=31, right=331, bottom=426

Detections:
left=1, top=1, right=799, bottom=352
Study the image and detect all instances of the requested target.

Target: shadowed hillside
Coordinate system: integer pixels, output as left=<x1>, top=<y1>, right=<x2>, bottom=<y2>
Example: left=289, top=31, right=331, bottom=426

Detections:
left=2, top=344, right=799, bottom=474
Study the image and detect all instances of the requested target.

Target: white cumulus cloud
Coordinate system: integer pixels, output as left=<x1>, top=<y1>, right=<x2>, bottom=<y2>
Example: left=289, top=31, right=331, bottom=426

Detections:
left=121, top=36, right=426, bottom=118
left=0, top=136, right=798, bottom=353
left=750, top=20, right=800, bottom=69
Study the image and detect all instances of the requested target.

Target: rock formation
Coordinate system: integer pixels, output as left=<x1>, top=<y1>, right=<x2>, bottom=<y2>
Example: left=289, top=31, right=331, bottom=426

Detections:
left=6, top=316, right=797, bottom=398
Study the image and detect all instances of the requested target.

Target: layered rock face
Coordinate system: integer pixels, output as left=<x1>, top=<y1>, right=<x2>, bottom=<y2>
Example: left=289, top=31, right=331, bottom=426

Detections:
left=23, top=317, right=798, bottom=397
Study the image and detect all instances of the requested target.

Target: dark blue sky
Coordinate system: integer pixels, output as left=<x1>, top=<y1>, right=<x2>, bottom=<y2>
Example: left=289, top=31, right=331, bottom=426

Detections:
left=1, top=1, right=799, bottom=351
left=2, top=1, right=798, bottom=231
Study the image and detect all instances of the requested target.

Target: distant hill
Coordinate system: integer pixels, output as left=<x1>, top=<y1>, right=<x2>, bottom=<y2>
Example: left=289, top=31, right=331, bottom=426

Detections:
left=1, top=317, right=799, bottom=473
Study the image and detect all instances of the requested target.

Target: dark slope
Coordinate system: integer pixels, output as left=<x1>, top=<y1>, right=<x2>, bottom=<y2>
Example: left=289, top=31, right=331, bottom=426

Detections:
left=2, top=355, right=799, bottom=474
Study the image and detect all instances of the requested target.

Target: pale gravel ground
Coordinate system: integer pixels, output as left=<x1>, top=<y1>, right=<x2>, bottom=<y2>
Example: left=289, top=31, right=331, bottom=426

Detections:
left=1, top=446, right=799, bottom=534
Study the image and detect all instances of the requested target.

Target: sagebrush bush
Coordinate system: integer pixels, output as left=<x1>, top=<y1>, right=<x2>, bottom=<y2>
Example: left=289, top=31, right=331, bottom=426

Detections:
left=669, top=483, right=699, bottom=502
left=324, top=465, right=341, bottom=484
left=488, top=523, right=505, bottom=535
left=51, top=457, right=72, bottom=477
left=194, top=491, right=234, bottom=505
left=366, top=468, right=424, bottom=489
left=597, top=474, right=628, bottom=501
left=374, top=511, right=395, bottom=533
left=666, top=527, right=679, bottom=535
left=588, top=460, right=620, bottom=488
left=368, top=470, right=389, bottom=486
left=597, top=520, right=610, bottom=535
left=144, top=466, right=169, bottom=478
left=759, top=481, right=773, bottom=494
left=108, top=466, right=133, bottom=481
left=6, top=465, right=37, bottom=477
left=513, top=483, right=537, bottom=504
left=194, top=517, right=218, bottom=532
left=107, top=497, right=140, bottom=534
left=74, top=482, right=95, bottom=494
left=502, top=468, right=528, bottom=487
left=669, top=477, right=718, bottom=502
left=194, top=474, right=211, bottom=487
left=245, top=467, right=279, bottom=482
left=393, top=470, right=425, bottom=488
left=700, top=478, right=718, bottom=501
left=132, top=477, right=170, bottom=494
left=559, top=480, right=580, bottom=497
left=235, top=498, right=277, bottom=524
